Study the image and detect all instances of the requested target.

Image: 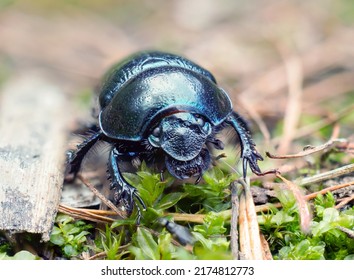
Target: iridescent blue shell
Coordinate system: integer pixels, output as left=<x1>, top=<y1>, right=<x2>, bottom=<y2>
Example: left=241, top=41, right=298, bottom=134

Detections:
left=98, top=51, right=232, bottom=140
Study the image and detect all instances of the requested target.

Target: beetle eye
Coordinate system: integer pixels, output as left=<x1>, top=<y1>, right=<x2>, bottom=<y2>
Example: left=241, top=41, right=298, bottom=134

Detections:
left=152, top=127, right=161, bottom=137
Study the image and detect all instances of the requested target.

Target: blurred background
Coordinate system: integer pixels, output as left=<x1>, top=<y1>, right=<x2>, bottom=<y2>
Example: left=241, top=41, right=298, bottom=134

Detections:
left=0, top=0, right=353, bottom=155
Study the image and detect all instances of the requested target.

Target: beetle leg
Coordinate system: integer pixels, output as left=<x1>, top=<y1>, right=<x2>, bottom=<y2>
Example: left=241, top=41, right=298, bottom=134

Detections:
left=158, top=218, right=195, bottom=246
left=108, top=147, right=146, bottom=224
left=208, top=138, right=225, bottom=150
left=225, top=112, right=264, bottom=179
left=66, top=131, right=103, bottom=180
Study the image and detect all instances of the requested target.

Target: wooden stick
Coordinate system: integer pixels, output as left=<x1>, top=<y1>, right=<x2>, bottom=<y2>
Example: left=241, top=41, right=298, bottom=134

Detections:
left=0, top=76, right=68, bottom=241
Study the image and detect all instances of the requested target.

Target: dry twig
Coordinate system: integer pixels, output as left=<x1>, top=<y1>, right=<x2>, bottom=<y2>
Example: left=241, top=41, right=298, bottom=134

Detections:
left=335, top=193, right=354, bottom=210
left=238, top=179, right=264, bottom=260
left=230, top=181, right=239, bottom=259
left=77, top=174, right=127, bottom=219
left=266, top=138, right=348, bottom=159
left=298, top=163, right=354, bottom=186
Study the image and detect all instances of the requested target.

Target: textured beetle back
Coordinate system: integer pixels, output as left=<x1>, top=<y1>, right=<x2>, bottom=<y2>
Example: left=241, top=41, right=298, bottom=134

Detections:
left=99, top=66, right=232, bottom=141
left=99, top=51, right=217, bottom=108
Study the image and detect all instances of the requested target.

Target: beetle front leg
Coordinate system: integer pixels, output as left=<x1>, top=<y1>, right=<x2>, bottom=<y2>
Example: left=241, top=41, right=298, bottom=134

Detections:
left=66, top=131, right=103, bottom=180
left=226, top=112, right=264, bottom=179
left=108, top=147, right=146, bottom=223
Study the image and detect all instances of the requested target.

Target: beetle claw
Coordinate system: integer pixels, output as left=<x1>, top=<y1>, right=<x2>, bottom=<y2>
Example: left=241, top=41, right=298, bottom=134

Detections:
left=242, top=149, right=277, bottom=178
left=242, top=149, right=264, bottom=179
left=112, top=183, right=146, bottom=224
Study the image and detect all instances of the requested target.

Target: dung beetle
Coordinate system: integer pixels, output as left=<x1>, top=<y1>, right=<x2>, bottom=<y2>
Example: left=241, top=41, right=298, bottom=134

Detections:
left=67, top=51, right=268, bottom=222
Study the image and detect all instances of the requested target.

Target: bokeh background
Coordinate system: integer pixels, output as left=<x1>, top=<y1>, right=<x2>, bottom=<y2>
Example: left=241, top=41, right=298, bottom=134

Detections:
left=0, top=0, right=353, bottom=156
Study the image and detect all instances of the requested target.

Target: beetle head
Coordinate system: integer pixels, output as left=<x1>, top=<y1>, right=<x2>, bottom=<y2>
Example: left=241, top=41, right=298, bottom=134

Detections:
left=148, top=112, right=212, bottom=161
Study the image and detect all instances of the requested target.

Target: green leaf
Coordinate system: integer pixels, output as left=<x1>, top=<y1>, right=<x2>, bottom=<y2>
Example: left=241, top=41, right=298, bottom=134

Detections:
left=272, top=211, right=295, bottom=226
left=141, top=207, right=162, bottom=223
left=129, top=246, right=146, bottom=260
left=66, top=225, right=82, bottom=235
left=183, top=183, right=205, bottom=197
left=194, top=212, right=227, bottom=236
left=192, top=232, right=212, bottom=250
left=62, top=223, right=75, bottom=234
left=193, top=232, right=232, bottom=260
left=55, top=214, right=74, bottom=225
left=73, top=231, right=90, bottom=243
left=157, top=232, right=173, bottom=260
left=171, top=247, right=195, bottom=260
left=135, top=227, right=159, bottom=260
left=50, top=226, right=62, bottom=235
left=344, top=255, right=354, bottom=260
left=322, top=208, right=339, bottom=223
left=277, top=240, right=325, bottom=260
left=312, top=208, right=340, bottom=237
left=111, top=218, right=136, bottom=229
left=64, top=244, right=78, bottom=257
left=156, top=192, right=187, bottom=210
left=50, top=233, right=65, bottom=246
left=275, top=188, right=296, bottom=211
left=3, top=251, right=39, bottom=260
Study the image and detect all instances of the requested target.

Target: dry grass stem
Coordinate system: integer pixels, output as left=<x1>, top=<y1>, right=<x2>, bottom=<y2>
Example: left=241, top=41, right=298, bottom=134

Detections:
left=58, top=204, right=116, bottom=223
left=238, top=179, right=265, bottom=260
left=77, top=174, right=127, bottom=219
left=260, top=233, right=273, bottom=260
left=238, top=193, right=251, bottom=259
left=276, top=173, right=311, bottom=233
left=336, top=226, right=354, bottom=239
left=255, top=180, right=354, bottom=213
left=335, top=193, right=354, bottom=210
left=230, top=181, right=239, bottom=259
left=88, top=251, right=108, bottom=260
left=266, top=138, right=348, bottom=159
left=298, top=163, right=354, bottom=186
left=304, top=180, right=354, bottom=200
left=170, top=213, right=206, bottom=224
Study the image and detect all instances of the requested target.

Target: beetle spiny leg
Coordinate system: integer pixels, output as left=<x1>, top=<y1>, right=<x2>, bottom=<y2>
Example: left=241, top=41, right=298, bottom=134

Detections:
left=66, top=131, right=102, bottom=180
left=135, top=203, right=142, bottom=225
left=226, top=112, right=265, bottom=179
left=133, top=191, right=146, bottom=225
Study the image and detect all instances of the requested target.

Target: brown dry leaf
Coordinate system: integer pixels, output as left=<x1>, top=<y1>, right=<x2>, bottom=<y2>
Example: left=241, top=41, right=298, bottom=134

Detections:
left=276, top=173, right=312, bottom=233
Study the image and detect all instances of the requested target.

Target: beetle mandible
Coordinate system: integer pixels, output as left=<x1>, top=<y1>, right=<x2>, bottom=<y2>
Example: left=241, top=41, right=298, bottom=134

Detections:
left=67, top=51, right=268, bottom=222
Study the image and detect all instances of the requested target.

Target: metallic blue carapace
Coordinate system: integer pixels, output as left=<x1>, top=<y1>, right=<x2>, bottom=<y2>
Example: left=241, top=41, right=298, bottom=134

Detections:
left=99, top=66, right=232, bottom=140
